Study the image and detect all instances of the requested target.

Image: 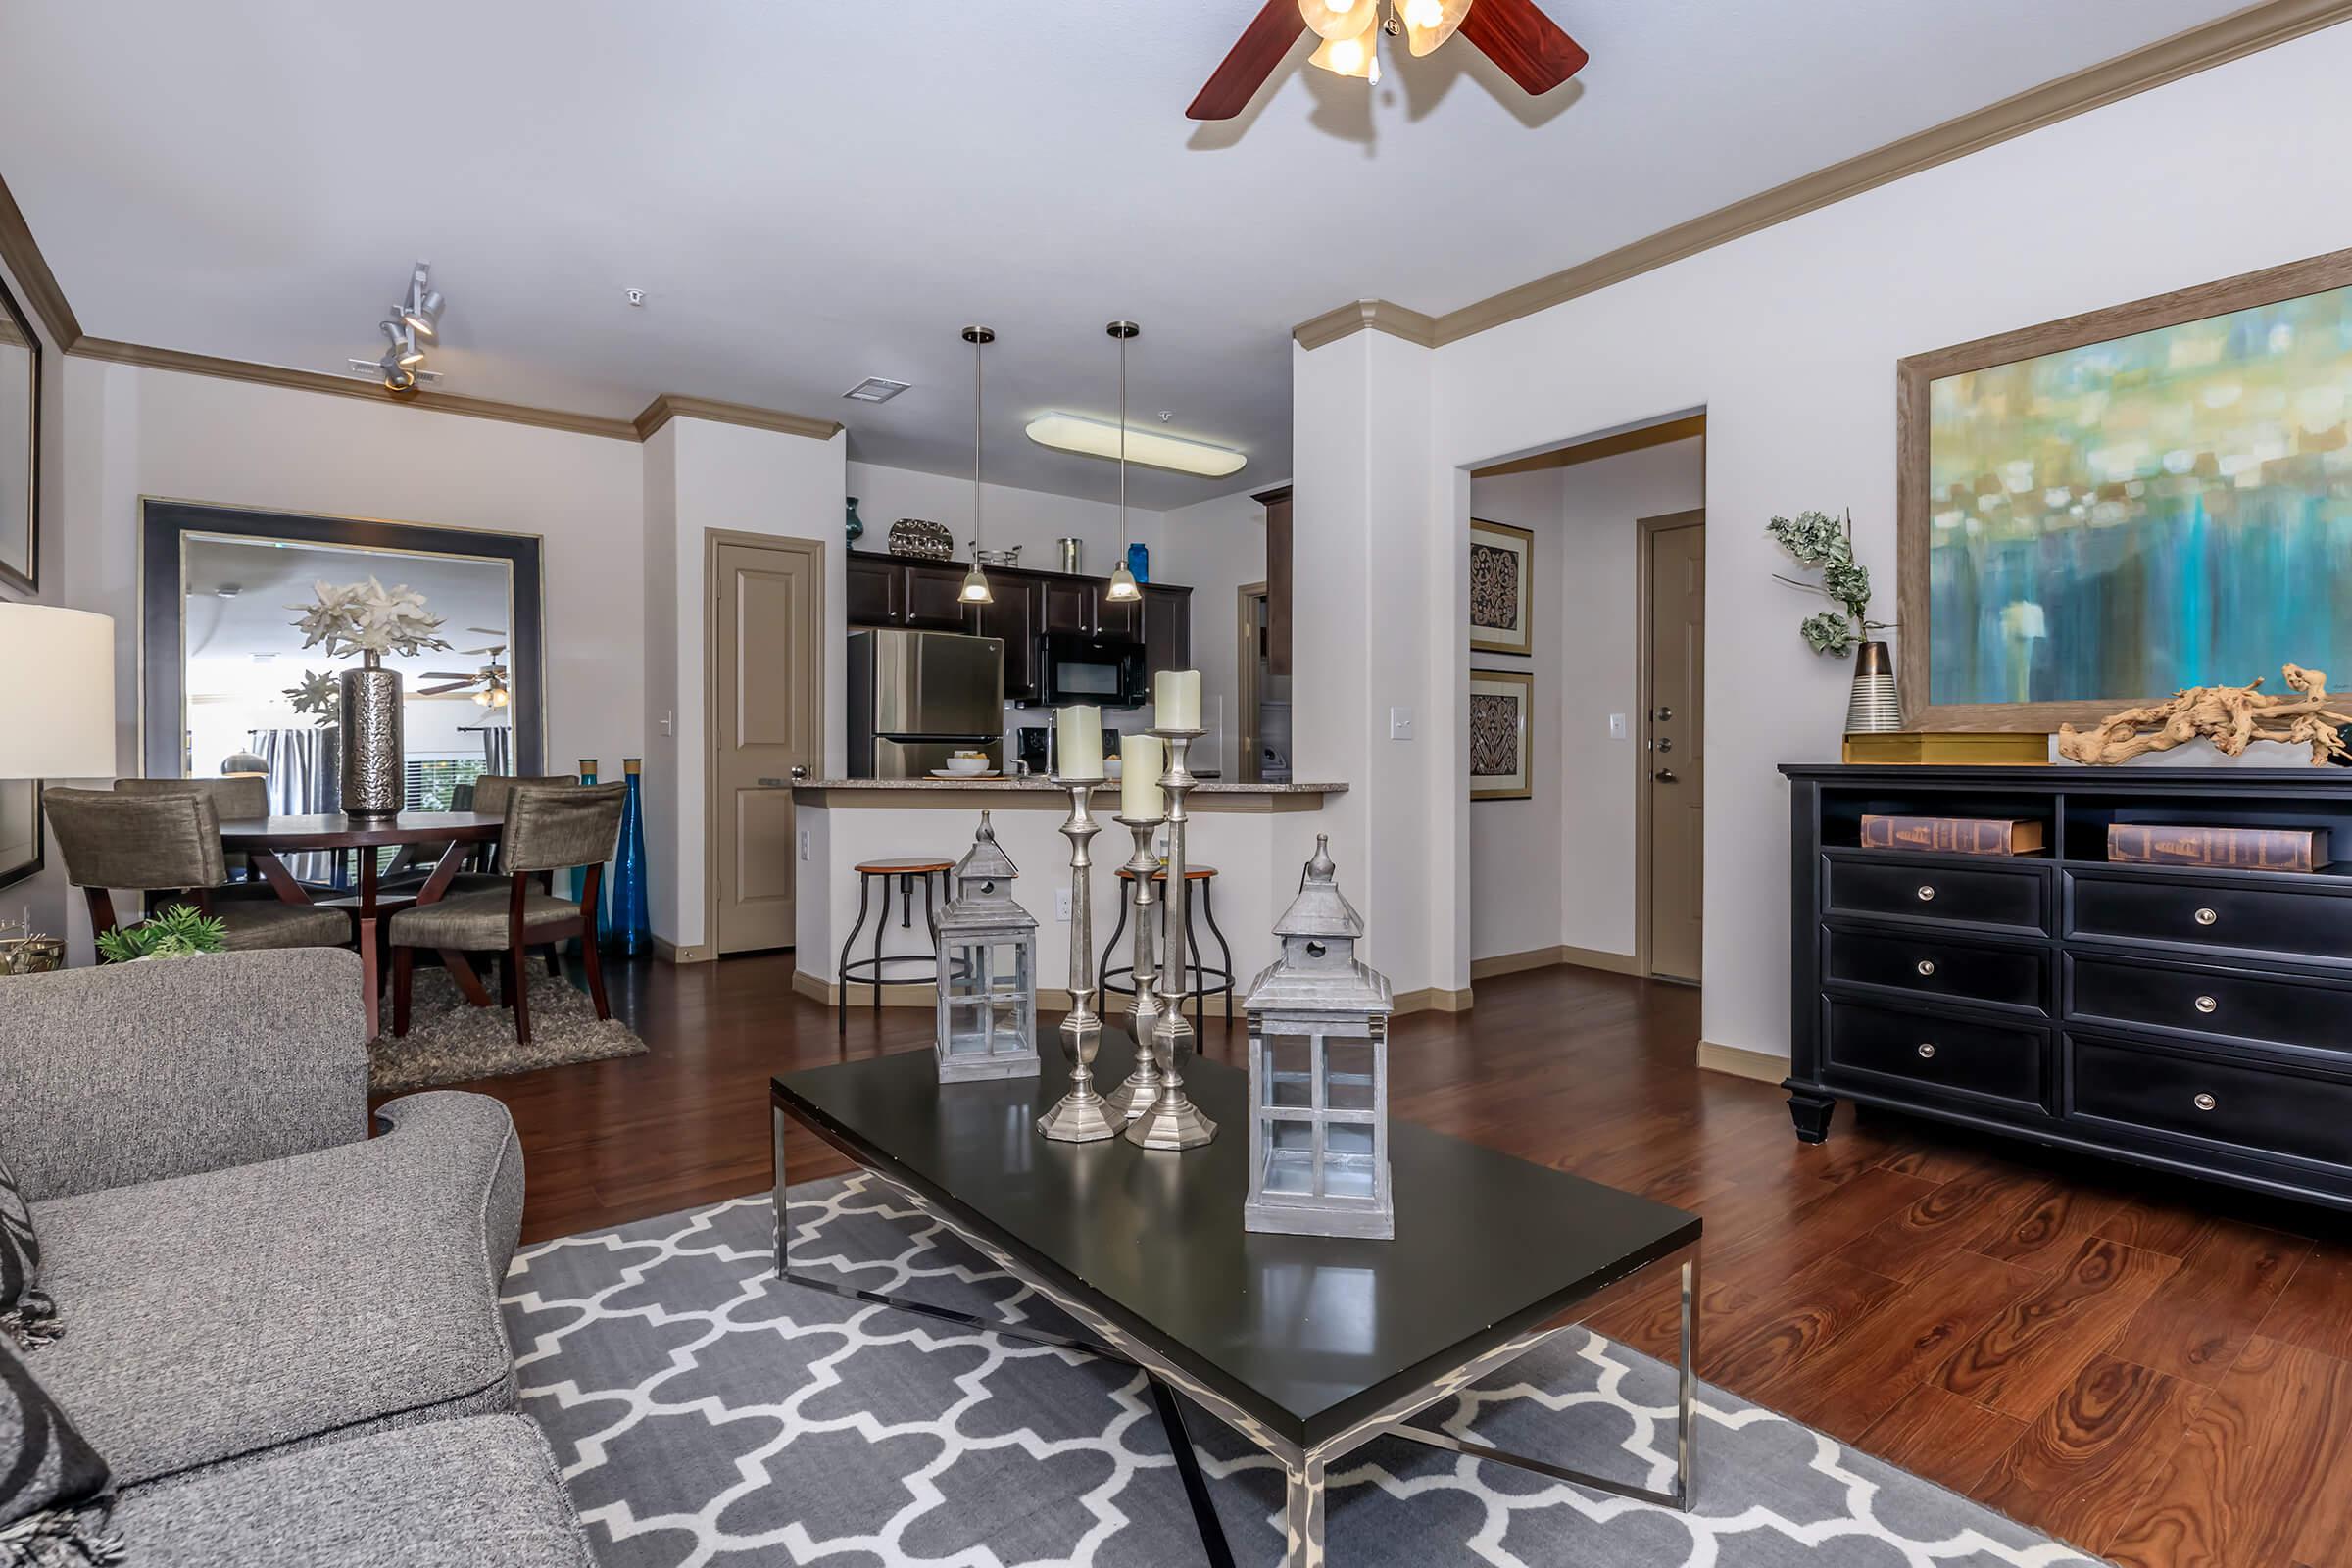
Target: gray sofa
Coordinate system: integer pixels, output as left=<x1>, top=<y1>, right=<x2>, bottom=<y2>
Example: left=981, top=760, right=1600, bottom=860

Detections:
left=0, top=949, right=593, bottom=1567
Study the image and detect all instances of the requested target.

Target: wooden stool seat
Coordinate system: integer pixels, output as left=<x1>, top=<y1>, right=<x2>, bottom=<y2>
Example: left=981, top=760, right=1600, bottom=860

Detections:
left=855, top=857, right=955, bottom=875
left=1099, top=865, right=1235, bottom=1029
left=1115, top=864, right=1219, bottom=882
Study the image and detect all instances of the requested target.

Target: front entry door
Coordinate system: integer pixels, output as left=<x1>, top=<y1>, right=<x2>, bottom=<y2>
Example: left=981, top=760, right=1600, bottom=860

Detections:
left=712, top=534, right=824, bottom=956
left=1644, top=516, right=1704, bottom=983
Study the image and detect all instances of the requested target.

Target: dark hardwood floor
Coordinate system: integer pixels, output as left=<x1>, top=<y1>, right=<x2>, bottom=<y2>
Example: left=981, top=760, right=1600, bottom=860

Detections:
left=438, top=955, right=2352, bottom=1567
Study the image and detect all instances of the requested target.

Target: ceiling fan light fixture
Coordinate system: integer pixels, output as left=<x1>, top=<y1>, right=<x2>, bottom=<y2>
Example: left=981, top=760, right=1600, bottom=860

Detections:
left=1298, top=0, right=1377, bottom=39
left=1025, top=414, right=1247, bottom=479
left=1309, top=29, right=1381, bottom=81
left=1402, top=0, right=1473, bottom=54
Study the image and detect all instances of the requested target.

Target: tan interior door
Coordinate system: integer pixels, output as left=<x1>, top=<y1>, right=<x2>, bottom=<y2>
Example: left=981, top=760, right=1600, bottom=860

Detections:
left=1645, top=519, right=1704, bottom=982
left=713, top=535, right=823, bottom=955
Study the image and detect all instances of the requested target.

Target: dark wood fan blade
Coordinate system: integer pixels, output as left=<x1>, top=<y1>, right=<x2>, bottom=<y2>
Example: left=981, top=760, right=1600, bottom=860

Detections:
left=1187, top=0, right=1308, bottom=121
left=1458, top=0, right=1589, bottom=95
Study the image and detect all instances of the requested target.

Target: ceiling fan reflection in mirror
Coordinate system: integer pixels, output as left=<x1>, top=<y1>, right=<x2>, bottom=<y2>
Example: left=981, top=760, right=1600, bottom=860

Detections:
left=420, top=628, right=511, bottom=708
left=1188, top=0, right=1588, bottom=119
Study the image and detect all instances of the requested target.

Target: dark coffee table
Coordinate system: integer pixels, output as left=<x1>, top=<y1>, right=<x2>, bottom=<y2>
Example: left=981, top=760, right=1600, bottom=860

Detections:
left=770, top=1030, right=1700, bottom=1567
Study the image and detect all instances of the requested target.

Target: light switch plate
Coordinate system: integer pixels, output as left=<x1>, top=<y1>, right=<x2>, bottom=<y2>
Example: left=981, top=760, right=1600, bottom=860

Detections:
left=1608, top=713, right=1629, bottom=740
left=798, top=829, right=811, bottom=861
left=1055, top=889, right=1072, bottom=922
left=1389, top=706, right=1415, bottom=741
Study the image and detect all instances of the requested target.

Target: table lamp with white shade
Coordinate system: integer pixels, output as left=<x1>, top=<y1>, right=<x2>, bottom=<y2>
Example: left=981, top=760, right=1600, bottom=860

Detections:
left=0, top=604, right=118, bottom=780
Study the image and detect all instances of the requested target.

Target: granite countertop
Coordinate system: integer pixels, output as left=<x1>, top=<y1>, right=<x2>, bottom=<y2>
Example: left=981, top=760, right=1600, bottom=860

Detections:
left=787, top=777, right=1346, bottom=795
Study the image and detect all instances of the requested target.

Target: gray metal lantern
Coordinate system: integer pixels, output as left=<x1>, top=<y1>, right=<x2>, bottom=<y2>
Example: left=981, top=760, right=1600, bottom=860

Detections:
left=1241, top=836, right=1396, bottom=1239
left=934, top=812, right=1042, bottom=1083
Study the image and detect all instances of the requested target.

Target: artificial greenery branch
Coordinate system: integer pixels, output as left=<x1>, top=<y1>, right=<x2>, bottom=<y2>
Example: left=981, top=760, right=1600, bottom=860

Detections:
left=283, top=668, right=340, bottom=726
left=1766, top=508, right=1891, bottom=658
left=95, top=904, right=228, bottom=963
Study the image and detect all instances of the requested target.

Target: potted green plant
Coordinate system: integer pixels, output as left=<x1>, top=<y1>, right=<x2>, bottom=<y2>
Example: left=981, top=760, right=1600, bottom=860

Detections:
left=1768, top=509, right=1900, bottom=733
left=95, top=903, right=228, bottom=963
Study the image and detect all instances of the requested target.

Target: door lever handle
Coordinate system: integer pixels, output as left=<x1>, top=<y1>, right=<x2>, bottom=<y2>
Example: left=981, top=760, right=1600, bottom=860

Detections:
left=1655, top=768, right=1679, bottom=783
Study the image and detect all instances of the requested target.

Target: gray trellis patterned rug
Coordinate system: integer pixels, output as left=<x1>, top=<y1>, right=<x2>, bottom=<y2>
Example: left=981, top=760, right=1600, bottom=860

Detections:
left=502, top=1176, right=2096, bottom=1568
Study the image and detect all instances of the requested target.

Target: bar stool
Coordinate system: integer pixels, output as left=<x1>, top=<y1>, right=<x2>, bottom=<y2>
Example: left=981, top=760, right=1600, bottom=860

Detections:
left=837, top=857, right=955, bottom=1028
left=1098, top=863, right=1236, bottom=1033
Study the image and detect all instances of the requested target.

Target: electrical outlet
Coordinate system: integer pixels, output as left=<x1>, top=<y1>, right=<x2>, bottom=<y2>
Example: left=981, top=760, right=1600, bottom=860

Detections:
left=1608, top=713, right=1629, bottom=740
left=1389, top=706, right=1414, bottom=741
left=1055, top=889, right=1072, bottom=922
left=798, top=829, right=811, bottom=861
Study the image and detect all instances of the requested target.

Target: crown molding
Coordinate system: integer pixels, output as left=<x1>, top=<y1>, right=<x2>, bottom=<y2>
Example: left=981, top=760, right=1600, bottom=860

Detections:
left=1298, top=0, right=2352, bottom=353
left=0, top=172, right=81, bottom=348
left=632, top=393, right=842, bottom=443
left=1471, top=413, right=1705, bottom=477
left=71, top=337, right=642, bottom=439
left=1292, top=298, right=1440, bottom=352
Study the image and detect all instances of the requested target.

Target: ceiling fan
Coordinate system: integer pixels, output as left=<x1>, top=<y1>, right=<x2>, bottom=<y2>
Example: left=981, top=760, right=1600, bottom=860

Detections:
left=1188, top=0, right=1588, bottom=120
left=420, top=629, right=512, bottom=708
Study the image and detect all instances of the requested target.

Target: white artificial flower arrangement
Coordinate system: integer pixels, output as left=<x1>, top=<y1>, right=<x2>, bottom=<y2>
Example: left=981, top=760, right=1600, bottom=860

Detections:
left=289, top=578, right=452, bottom=663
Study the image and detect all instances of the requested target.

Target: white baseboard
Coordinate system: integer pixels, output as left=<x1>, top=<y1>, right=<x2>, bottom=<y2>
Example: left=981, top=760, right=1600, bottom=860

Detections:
left=1696, top=1040, right=1788, bottom=1084
left=1469, top=944, right=1643, bottom=980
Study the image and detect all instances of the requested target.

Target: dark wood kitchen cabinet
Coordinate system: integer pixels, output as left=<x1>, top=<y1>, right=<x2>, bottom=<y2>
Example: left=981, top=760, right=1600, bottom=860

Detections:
left=973, top=577, right=1044, bottom=700
left=1142, top=584, right=1190, bottom=681
left=1041, top=576, right=1141, bottom=640
left=900, top=563, right=973, bottom=630
left=846, top=555, right=900, bottom=624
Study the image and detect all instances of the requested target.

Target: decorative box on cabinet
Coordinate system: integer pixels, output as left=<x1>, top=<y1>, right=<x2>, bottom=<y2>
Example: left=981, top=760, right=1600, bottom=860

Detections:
left=1783, top=763, right=2352, bottom=1213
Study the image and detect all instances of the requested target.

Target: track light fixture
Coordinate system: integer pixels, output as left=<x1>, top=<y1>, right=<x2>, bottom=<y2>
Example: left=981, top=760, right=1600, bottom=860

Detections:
left=348, top=259, right=448, bottom=393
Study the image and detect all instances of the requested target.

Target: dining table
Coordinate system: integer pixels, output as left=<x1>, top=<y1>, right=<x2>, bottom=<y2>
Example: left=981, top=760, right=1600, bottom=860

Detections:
left=217, top=811, right=506, bottom=1041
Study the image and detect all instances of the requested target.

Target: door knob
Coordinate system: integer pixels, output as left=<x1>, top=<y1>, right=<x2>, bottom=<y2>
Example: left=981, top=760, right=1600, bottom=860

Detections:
left=1652, top=706, right=1673, bottom=721
left=1654, top=768, right=1679, bottom=783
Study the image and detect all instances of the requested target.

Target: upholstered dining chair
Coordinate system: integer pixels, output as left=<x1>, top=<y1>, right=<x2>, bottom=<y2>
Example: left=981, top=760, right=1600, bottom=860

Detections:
left=115, top=775, right=272, bottom=886
left=387, top=781, right=625, bottom=1045
left=380, top=771, right=576, bottom=895
left=43, top=787, right=351, bottom=951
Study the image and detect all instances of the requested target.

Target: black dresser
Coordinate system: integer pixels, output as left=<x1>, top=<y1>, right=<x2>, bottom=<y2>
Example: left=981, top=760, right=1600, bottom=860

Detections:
left=1782, top=763, right=2352, bottom=1213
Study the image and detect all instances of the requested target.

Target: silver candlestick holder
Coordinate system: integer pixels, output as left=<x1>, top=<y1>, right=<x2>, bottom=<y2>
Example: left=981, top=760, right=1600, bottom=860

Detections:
left=1100, top=813, right=1166, bottom=1122
left=1037, top=777, right=1120, bottom=1143
left=1127, top=727, right=1216, bottom=1150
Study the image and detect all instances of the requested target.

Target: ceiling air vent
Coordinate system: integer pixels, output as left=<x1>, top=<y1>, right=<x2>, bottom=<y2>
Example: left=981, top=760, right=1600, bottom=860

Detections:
left=842, top=377, right=911, bottom=405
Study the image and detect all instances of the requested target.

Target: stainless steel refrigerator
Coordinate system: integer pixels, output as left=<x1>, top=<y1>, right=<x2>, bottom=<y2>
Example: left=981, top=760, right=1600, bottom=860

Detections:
left=847, top=628, right=1006, bottom=778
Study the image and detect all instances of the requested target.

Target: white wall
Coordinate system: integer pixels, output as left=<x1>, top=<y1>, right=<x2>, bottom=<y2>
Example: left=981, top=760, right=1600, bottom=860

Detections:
left=649, top=417, right=846, bottom=955
left=1155, top=484, right=1273, bottom=779
left=56, top=358, right=644, bottom=956
left=845, top=461, right=1164, bottom=580
left=1418, top=24, right=2352, bottom=1062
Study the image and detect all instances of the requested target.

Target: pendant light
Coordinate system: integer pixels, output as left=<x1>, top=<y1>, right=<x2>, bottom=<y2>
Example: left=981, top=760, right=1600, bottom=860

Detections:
left=1103, top=320, right=1143, bottom=604
left=959, top=326, right=995, bottom=606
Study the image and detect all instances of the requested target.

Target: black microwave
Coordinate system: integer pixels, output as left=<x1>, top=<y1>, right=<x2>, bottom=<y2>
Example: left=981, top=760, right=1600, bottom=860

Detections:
left=1037, top=632, right=1147, bottom=707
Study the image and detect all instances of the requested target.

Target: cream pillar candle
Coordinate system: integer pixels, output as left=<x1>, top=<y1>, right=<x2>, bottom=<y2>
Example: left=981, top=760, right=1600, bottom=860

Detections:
left=1054, top=704, right=1104, bottom=779
left=1153, top=669, right=1201, bottom=730
left=1120, top=734, right=1165, bottom=820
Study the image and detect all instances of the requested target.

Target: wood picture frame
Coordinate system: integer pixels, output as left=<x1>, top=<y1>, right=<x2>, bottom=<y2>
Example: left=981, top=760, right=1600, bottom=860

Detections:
left=0, top=267, right=38, bottom=597
left=1897, top=244, right=2352, bottom=732
left=1469, top=668, right=1534, bottom=801
left=1468, top=518, right=1535, bottom=657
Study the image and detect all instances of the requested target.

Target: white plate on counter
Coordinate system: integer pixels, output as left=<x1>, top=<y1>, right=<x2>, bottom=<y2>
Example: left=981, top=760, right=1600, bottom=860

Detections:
left=929, top=769, right=1003, bottom=780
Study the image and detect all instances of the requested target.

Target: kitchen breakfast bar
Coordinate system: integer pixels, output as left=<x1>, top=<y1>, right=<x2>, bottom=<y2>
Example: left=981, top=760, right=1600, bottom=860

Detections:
left=790, top=778, right=1348, bottom=1006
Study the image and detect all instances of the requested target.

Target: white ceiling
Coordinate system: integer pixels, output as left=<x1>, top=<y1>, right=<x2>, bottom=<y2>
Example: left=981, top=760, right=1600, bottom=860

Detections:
left=1, top=1, right=2249, bottom=508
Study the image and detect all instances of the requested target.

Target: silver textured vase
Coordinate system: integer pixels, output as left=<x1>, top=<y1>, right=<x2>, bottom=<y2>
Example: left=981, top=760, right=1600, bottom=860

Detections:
left=1844, top=640, right=1902, bottom=734
left=339, top=659, right=404, bottom=818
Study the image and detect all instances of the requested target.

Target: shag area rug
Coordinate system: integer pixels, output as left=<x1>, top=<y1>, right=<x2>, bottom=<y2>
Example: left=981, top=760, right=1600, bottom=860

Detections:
left=368, top=963, right=647, bottom=1094
left=502, top=1176, right=2098, bottom=1568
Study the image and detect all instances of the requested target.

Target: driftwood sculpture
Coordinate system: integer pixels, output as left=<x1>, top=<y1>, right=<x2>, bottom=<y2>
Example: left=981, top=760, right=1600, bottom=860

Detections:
left=2057, top=664, right=2352, bottom=766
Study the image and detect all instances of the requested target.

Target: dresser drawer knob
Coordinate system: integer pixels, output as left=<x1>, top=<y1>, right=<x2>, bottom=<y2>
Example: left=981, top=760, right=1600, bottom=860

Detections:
left=2194, top=995, right=2218, bottom=1014
left=1917, top=1042, right=1936, bottom=1059
left=1916, top=885, right=1936, bottom=903
left=1915, top=958, right=1937, bottom=977
left=2193, top=1092, right=2217, bottom=1111
left=2194, top=906, right=2219, bottom=927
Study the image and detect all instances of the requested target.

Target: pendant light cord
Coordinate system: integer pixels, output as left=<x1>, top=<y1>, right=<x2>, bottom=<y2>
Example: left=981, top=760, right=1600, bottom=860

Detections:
left=1117, top=331, right=1128, bottom=552
left=972, top=337, right=984, bottom=554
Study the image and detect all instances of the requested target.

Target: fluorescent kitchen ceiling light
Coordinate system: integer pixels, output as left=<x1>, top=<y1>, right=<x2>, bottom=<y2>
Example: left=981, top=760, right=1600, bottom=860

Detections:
left=1025, top=414, right=1245, bottom=478
left=843, top=376, right=911, bottom=403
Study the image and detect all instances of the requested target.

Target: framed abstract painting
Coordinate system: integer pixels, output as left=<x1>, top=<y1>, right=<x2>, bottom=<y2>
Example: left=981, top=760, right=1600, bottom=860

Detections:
left=1897, top=247, right=2352, bottom=731
left=1469, top=668, right=1533, bottom=801
left=1469, top=518, right=1534, bottom=656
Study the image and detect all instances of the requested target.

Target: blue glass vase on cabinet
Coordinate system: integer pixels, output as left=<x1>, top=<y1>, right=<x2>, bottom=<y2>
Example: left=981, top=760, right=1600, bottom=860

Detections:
left=609, top=758, right=653, bottom=956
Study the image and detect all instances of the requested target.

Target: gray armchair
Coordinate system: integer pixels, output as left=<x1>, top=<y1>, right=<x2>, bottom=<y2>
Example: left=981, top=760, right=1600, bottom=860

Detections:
left=0, top=950, right=590, bottom=1566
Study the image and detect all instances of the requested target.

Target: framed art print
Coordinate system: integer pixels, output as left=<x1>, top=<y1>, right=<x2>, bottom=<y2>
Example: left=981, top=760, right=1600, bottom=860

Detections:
left=1898, top=245, right=2352, bottom=730
left=1469, top=518, right=1533, bottom=656
left=0, top=267, right=37, bottom=596
left=0, top=779, right=41, bottom=892
left=1469, top=668, right=1534, bottom=801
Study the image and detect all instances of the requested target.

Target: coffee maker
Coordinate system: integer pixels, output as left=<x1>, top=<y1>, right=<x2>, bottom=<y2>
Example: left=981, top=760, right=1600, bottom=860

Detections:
left=1015, top=727, right=1051, bottom=777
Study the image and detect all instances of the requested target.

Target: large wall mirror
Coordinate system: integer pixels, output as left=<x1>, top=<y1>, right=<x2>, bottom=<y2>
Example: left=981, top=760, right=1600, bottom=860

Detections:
left=0, top=270, right=37, bottom=595
left=142, top=501, right=546, bottom=813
